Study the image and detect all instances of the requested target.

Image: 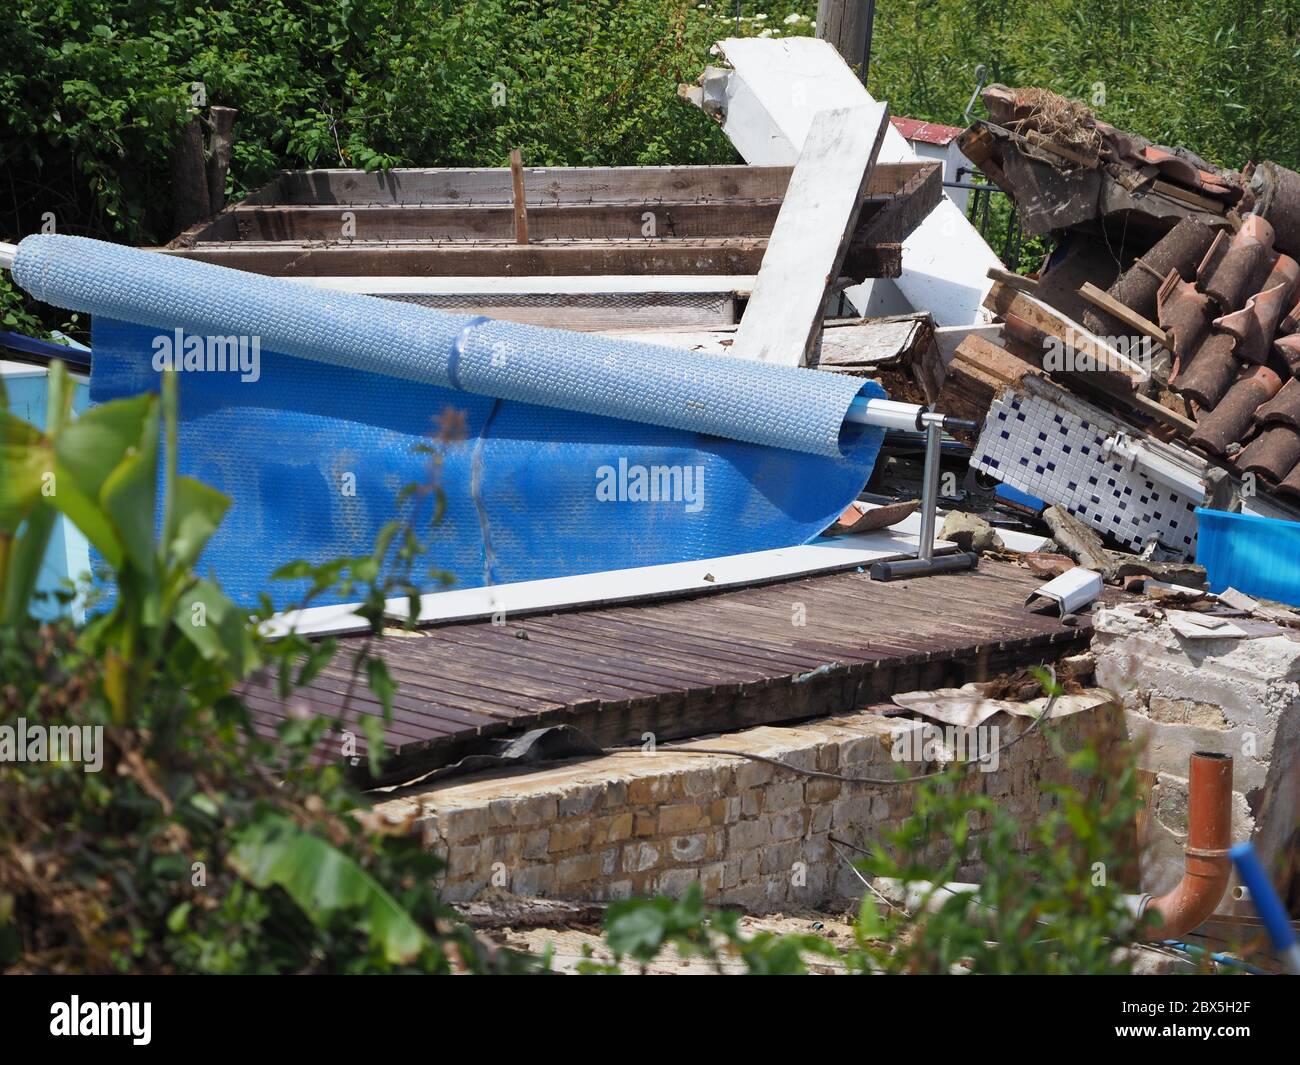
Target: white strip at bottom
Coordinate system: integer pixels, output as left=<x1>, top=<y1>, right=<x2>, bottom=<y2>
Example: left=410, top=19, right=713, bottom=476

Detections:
left=263, top=520, right=954, bottom=639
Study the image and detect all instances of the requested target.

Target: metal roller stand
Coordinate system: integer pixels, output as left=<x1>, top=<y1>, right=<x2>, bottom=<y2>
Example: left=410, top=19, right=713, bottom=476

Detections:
left=844, top=397, right=981, bottom=582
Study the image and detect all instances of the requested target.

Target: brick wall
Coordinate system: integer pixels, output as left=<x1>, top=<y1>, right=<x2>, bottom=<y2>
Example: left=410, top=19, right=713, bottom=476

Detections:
left=371, top=705, right=1117, bottom=912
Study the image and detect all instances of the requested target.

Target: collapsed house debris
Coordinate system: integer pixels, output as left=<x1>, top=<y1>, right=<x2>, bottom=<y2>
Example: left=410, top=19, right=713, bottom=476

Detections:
left=7, top=31, right=1300, bottom=974
left=958, top=82, right=1300, bottom=546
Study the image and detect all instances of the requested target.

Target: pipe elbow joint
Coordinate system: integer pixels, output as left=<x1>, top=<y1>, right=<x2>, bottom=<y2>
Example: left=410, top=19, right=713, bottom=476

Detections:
left=1141, top=752, right=1234, bottom=940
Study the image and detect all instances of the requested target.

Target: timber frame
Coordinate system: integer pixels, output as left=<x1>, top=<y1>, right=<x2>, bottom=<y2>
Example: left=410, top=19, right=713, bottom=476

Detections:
left=162, top=162, right=940, bottom=286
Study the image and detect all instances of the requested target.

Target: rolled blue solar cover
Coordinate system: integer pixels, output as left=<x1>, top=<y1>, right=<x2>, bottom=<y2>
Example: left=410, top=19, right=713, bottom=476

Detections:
left=15, top=236, right=873, bottom=458
left=16, top=236, right=888, bottom=609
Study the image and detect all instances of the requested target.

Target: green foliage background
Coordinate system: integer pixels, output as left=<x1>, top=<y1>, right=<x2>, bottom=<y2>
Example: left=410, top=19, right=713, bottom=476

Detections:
left=2, top=0, right=1298, bottom=324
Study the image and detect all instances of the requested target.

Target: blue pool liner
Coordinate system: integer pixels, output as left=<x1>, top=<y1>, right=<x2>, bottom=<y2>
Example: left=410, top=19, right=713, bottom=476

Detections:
left=1194, top=507, right=1300, bottom=607
left=11, top=237, right=889, bottom=610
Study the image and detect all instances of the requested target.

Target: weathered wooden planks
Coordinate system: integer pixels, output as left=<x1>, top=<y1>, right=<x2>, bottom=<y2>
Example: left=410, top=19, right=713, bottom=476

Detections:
left=229, top=200, right=790, bottom=242
left=162, top=237, right=904, bottom=279
left=242, top=559, right=1119, bottom=783
left=239, top=162, right=929, bottom=207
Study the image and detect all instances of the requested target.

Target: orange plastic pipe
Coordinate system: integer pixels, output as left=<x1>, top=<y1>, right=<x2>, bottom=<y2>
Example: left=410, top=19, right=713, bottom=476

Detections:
left=1146, top=751, right=1233, bottom=939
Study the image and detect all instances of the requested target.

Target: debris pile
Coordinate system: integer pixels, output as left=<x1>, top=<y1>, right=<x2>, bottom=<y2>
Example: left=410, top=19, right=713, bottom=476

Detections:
left=930, top=84, right=1300, bottom=584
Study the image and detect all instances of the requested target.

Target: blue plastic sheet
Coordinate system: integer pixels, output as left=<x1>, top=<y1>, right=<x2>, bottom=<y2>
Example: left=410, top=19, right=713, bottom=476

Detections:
left=1195, top=507, right=1300, bottom=607
left=87, top=322, right=885, bottom=610
left=16, top=236, right=888, bottom=610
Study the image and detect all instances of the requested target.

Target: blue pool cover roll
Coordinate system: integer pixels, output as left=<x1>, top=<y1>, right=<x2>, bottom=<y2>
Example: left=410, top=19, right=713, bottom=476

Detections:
left=16, top=236, right=888, bottom=609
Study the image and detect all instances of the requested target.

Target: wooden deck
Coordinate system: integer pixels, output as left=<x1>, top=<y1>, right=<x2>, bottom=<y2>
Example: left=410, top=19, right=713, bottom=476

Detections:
left=243, top=557, right=1113, bottom=784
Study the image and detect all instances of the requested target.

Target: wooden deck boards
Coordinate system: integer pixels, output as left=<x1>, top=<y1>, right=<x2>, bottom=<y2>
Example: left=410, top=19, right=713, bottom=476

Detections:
left=243, top=558, right=1114, bottom=783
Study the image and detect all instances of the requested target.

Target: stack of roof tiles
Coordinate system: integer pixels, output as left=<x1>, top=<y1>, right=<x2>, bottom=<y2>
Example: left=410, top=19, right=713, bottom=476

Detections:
left=1155, top=214, right=1300, bottom=497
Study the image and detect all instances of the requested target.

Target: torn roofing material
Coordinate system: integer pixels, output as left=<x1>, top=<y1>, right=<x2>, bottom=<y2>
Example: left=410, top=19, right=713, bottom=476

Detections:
left=1082, top=216, right=1220, bottom=338
left=960, top=81, right=1300, bottom=511
left=890, top=116, right=965, bottom=147
left=961, top=84, right=1244, bottom=241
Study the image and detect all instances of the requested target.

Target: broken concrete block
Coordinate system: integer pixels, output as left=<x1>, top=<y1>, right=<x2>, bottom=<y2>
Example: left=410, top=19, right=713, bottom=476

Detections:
left=940, top=511, right=1004, bottom=554
left=1092, top=603, right=1300, bottom=909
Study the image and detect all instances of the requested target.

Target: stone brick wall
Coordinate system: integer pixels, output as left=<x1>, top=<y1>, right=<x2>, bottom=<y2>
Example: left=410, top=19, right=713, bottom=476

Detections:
left=371, top=705, right=1116, bottom=912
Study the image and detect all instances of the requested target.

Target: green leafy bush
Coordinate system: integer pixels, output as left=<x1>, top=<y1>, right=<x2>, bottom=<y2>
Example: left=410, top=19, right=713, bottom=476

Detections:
left=0, top=363, right=535, bottom=972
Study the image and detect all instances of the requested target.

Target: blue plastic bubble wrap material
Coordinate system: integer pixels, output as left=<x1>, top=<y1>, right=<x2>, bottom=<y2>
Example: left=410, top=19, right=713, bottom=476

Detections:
left=15, top=236, right=888, bottom=609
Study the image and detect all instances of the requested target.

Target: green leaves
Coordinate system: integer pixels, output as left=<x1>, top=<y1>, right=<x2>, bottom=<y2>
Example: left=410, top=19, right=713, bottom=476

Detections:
left=604, top=883, right=709, bottom=964
left=0, top=413, right=47, bottom=533
left=167, top=477, right=230, bottom=573
left=173, top=578, right=258, bottom=675
left=48, top=392, right=157, bottom=569
left=228, top=815, right=430, bottom=964
left=0, top=363, right=261, bottom=720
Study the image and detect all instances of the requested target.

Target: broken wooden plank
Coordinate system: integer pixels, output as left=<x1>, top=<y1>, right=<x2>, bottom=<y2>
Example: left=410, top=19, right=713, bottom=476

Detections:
left=250, top=161, right=930, bottom=207
left=730, top=104, right=889, bottom=365
left=1151, top=179, right=1228, bottom=215
left=1078, top=280, right=1172, bottom=349
left=1000, top=307, right=1195, bottom=436
left=509, top=148, right=529, bottom=244
left=608, top=314, right=932, bottom=366
left=936, top=332, right=1042, bottom=434
left=983, top=280, right=1150, bottom=387
left=854, top=160, right=942, bottom=245
left=229, top=200, right=791, bottom=241
left=223, top=185, right=919, bottom=243
left=987, top=264, right=1039, bottom=293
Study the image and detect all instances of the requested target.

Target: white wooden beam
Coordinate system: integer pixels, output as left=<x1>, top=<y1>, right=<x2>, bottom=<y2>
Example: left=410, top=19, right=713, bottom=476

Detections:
left=288, top=275, right=755, bottom=296
left=693, top=37, right=1001, bottom=328
left=729, top=104, right=888, bottom=365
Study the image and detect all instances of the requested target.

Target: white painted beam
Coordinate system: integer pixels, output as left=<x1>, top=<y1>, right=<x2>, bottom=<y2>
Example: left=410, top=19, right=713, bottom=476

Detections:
left=730, top=104, right=888, bottom=365
left=287, top=275, right=755, bottom=296
left=693, top=37, right=1001, bottom=328
left=263, top=523, right=956, bottom=639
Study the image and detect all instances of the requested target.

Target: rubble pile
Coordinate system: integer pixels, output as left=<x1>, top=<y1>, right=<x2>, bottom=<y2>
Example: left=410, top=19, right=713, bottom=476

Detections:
left=941, top=85, right=1300, bottom=570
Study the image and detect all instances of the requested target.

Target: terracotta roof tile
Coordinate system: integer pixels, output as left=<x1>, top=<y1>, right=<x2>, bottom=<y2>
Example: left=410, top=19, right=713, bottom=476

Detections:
left=891, top=116, right=964, bottom=146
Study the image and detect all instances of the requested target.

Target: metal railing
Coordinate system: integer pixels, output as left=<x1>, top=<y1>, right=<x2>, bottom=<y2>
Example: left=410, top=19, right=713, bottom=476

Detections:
left=949, top=171, right=1026, bottom=271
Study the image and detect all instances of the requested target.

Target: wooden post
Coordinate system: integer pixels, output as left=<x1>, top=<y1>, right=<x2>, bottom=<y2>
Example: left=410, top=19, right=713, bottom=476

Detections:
left=509, top=148, right=529, bottom=245
left=170, top=115, right=210, bottom=235
left=816, top=0, right=874, bottom=81
left=206, top=107, right=238, bottom=216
